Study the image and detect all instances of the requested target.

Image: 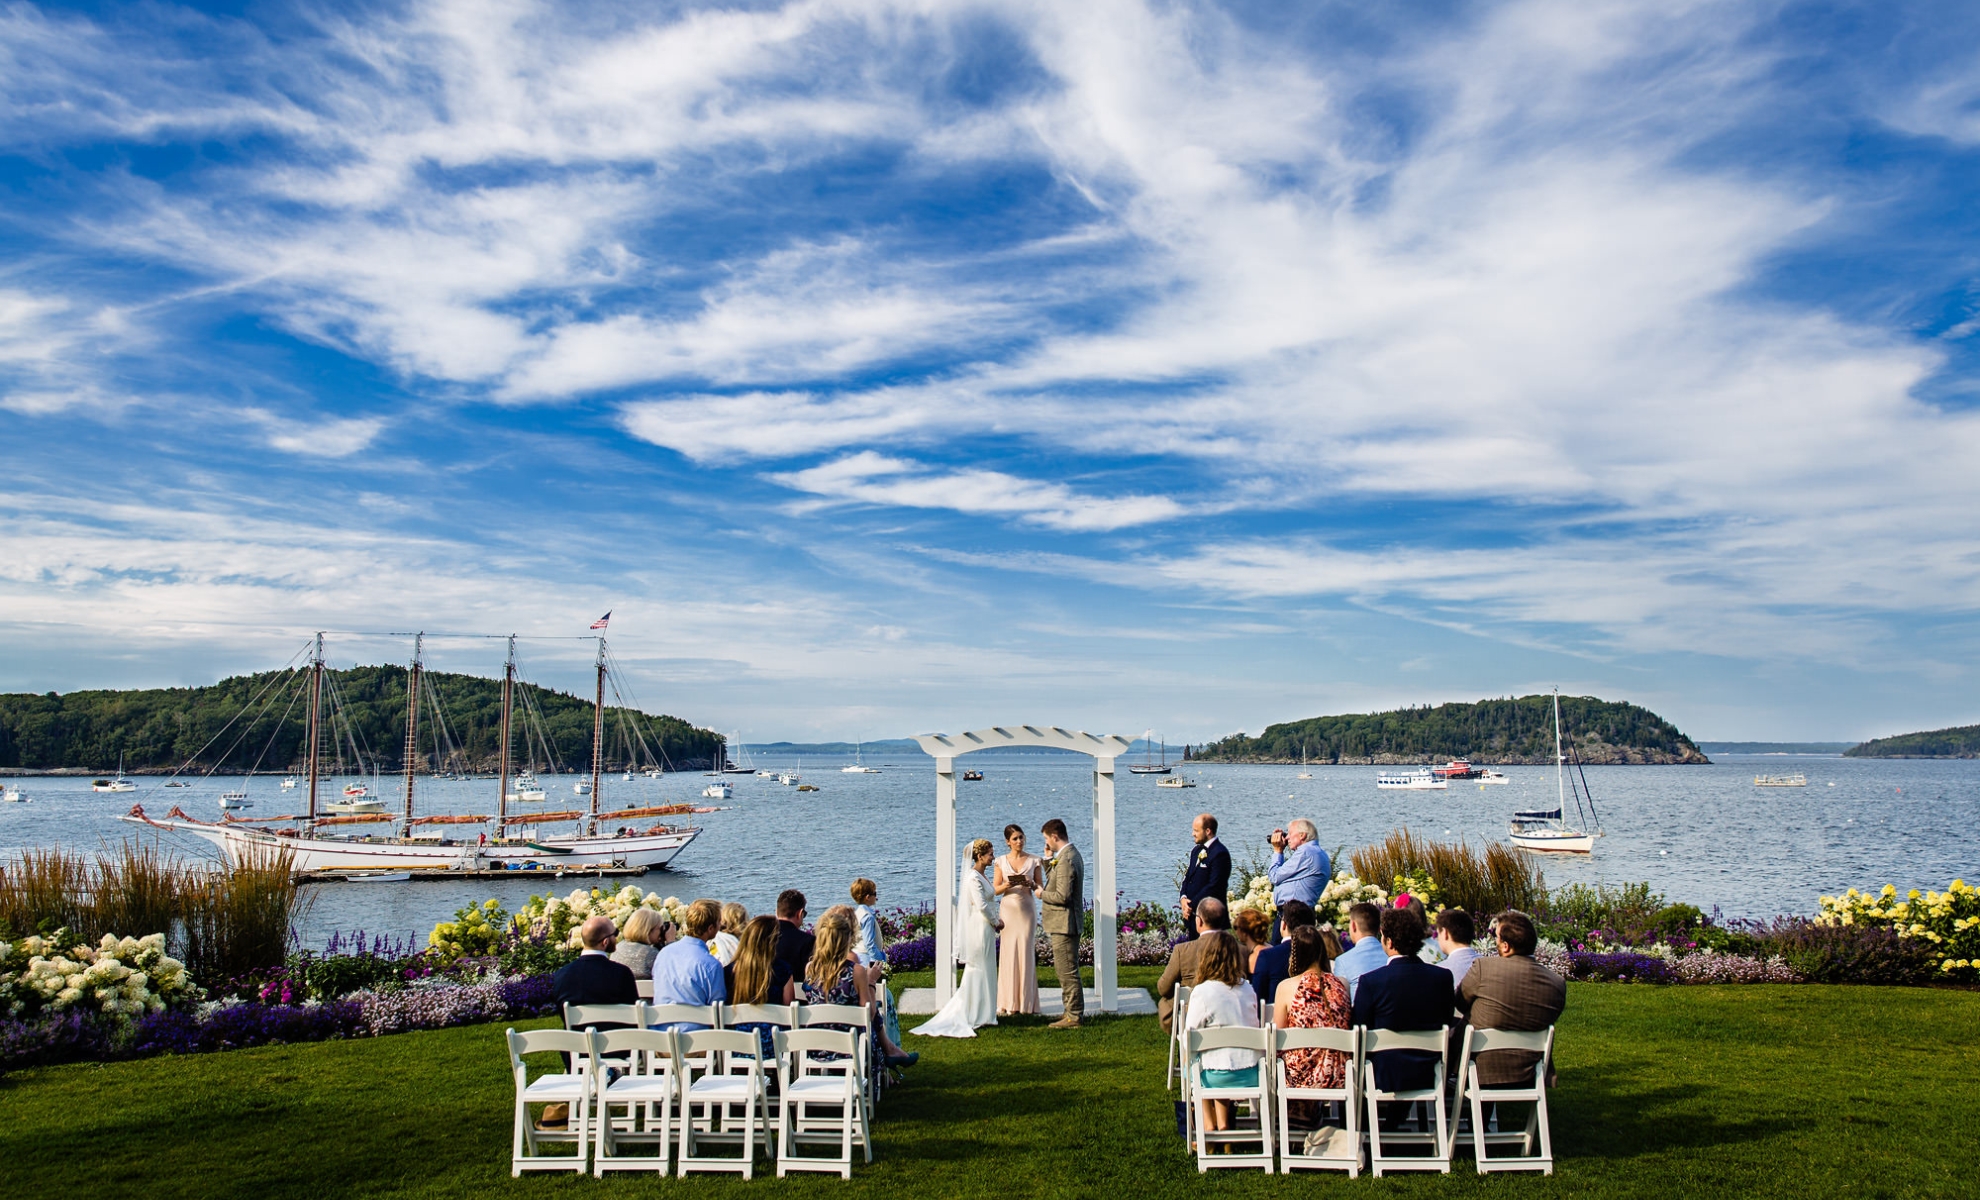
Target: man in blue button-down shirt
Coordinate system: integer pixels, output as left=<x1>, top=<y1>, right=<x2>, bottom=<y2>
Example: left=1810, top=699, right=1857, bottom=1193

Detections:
left=1267, top=818, right=1329, bottom=941
left=651, top=898, right=726, bottom=1030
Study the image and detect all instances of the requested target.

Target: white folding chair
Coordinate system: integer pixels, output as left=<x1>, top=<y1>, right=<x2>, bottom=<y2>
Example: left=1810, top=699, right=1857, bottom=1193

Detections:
left=1185, top=1027, right=1276, bottom=1173
left=636, top=978, right=655, bottom=999
left=1362, top=1027, right=1451, bottom=1176
left=1451, top=1026, right=1555, bottom=1174
left=1166, top=984, right=1193, bottom=1091
left=674, top=1029, right=769, bottom=1178
left=1259, top=1001, right=1274, bottom=1027
left=643, top=1002, right=721, bottom=1030
left=1274, top=1025, right=1362, bottom=1175
left=593, top=1028, right=677, bottom=1176
left=795, top=1003, right=877, bottom=1122
left=775, top=1029, right=872, bottom=1178
left=506, top=1027, right=599, bottom=1176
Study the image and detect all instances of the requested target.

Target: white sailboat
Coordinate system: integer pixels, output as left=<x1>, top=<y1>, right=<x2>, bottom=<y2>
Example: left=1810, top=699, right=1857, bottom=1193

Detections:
left=124, top=632, right=703, bottom=873
left=1509, top=689, right=1599, bottom=854
left=841, top=740, right=881, bottom=773
left=1297, top=742, right=1313, bottom=779
left=94, top=755, right=139, bottom=793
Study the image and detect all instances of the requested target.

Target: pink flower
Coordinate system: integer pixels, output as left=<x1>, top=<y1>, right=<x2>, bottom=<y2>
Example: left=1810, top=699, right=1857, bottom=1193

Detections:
left=1394, top=893, right=1414, bottom=908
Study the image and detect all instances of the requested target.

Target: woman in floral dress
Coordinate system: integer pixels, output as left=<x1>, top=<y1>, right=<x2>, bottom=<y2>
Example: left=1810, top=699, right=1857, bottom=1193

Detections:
left=1273, top=925, right=1352, bottom=1124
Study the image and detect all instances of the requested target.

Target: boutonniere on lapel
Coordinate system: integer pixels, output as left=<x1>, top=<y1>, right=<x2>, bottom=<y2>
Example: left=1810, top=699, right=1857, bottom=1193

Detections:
left=1196, top=849, right=1208, bottom=864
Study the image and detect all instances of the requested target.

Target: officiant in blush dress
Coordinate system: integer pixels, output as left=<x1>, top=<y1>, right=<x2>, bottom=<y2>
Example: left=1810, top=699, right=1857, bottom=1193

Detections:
left=994, top=823, right=1043, bottom=1016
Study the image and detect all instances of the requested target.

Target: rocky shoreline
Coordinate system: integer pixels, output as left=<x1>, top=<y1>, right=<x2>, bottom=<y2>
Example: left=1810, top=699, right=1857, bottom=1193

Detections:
left=1193, top=745, right=1711, bottom=766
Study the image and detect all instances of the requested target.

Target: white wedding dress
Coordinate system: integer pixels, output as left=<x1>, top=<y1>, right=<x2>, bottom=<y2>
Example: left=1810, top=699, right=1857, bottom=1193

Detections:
left=912, top=862, right=1000, bottom=1038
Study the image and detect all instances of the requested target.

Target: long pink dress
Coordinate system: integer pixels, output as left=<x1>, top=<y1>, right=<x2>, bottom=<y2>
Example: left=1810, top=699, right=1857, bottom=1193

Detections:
left=996, top=853, right=1042, bottom=1014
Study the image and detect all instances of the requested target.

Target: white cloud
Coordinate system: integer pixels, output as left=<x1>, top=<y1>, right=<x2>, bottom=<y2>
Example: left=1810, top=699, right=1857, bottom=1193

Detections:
left=244, top=409, right=386, bottom=458
left=771, top=450, right=1185, bottom=531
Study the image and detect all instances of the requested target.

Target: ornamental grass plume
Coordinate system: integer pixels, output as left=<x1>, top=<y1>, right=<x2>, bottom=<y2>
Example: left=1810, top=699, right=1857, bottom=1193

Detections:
left=1349, top=829, right=1545, bottom=917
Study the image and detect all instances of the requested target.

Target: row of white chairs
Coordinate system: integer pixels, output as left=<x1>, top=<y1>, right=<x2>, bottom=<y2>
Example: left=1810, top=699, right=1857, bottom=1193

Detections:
left=508, top=1001, right=879, bottom=1179
left=1170, top=986, right=1554, bottom=1177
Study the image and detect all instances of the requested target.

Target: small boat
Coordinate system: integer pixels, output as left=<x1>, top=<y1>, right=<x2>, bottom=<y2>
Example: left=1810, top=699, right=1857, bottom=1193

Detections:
left=343, top=782, right=369, bottom=798
left=1478, top=769, right=1510, bottom=784
left=1754, top=774, right=1806, bottom=787
left=796, top=783, right=820, bottom=792
left=841, top=741, right=881, bottom=773
left=1156, top=776, right=1196, bottom=789
left=702, top=781, right=733, bottom=800
left=325, top=794, right=387, bottom=814
left=1508, top=689, right=1600, bottom=855
left=218, top=791, right=253, bottom=810
left=621, top=771, right=636, bottom=783
left=756, top=769, right=777, bottom=778
left=962, top=770, right=984, bottom=782
left=573, top=780, right=593, bottom=796
left=1, top=785, right=29, bottom=804
left=345, top=871, right=413, bottom=882
left=1430, top=759, right=1482, bottom=780
left=510, top=772, right=547, bottom=802
left=164, top=780, right=190, bottom=788
left=1377, top=771, right=1447, bottom=790
left=1297, top=743, right=1313, bottom=779
left=94, top=757, right=138, bottom=793
left=281, top=776, right=298, bottom=790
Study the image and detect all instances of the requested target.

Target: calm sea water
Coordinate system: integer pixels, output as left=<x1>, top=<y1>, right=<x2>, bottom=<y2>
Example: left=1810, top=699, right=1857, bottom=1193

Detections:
left=3, top=753, right=1974, bottom=947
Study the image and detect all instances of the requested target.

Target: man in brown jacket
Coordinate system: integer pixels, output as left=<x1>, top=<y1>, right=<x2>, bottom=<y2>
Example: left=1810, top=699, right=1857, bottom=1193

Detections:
left=1457, top=909, right=1567, bottom=1086
left=1038, top=818, right=1087, bottom=1028
left=1157, top=897, right=1229, bottom=1033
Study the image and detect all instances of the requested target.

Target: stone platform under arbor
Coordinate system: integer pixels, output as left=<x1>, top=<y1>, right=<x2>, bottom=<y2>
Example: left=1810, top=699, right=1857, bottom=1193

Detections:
left=897, top=986, right=1154, bottom=1017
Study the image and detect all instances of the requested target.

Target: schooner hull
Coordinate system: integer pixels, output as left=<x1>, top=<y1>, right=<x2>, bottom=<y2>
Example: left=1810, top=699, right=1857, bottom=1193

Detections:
left=122, top=815, right=699, bottom=872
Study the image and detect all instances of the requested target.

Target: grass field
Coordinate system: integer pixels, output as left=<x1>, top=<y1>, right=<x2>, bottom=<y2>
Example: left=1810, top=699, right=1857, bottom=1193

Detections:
left=2, top=967, right=1975, bottom=1199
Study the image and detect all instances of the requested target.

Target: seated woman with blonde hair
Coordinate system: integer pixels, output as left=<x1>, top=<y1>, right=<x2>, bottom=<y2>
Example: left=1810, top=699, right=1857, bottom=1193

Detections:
left=610, top=906, right=676, bottom=979
left=803, top=908, right=918, bottom=1069
left=713, top=901, right=748, bottom=966
left=1182, top=930, right=1261, bottom=1139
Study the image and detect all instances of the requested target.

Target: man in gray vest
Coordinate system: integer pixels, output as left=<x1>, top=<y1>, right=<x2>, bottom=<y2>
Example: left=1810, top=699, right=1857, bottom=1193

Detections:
left=1038, top=817, right=1086, bottom=1028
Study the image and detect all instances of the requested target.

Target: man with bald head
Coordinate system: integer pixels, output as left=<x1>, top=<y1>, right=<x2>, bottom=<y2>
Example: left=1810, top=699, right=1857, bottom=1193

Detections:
left=1157, top=896, right=1230, bottom=1033
left=551, top=915, right=639, bottom=1010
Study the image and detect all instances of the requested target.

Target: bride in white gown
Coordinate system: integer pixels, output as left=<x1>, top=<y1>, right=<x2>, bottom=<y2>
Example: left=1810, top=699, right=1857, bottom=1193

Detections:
left=912, top=838, right=1002, bottom=1038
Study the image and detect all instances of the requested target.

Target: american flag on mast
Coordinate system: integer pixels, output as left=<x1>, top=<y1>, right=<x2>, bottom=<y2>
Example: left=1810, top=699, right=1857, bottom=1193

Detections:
left=590, top=611, right=611, bottom=630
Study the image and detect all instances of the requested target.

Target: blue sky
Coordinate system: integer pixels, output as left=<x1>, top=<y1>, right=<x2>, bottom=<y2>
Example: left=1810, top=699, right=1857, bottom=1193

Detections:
left=4, top=0, right=1980, bottom=743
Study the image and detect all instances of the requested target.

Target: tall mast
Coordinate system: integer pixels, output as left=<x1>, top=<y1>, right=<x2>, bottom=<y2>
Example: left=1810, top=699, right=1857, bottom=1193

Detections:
left=1553, top=687, right=1565, bottom=815
left=497, top=635, right=514, bottom=836
left=306, top=633, right=324, bottom=826
left=402, top=632, right=424, bottom=830
left=589, top=637, right=606, bottom=835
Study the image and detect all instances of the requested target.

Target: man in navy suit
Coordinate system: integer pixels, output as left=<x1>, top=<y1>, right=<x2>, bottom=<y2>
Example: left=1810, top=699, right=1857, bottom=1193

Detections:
left=552, top=915, right=640, bottom=1010
left=1178, top=813, right=1231, bottom=939
left=1348, top=905, right=1454, bottom=1095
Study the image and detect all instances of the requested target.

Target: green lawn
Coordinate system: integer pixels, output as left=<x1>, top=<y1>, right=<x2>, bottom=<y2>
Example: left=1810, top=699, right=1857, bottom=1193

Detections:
left=2, top=971, right=1975, bottom=1199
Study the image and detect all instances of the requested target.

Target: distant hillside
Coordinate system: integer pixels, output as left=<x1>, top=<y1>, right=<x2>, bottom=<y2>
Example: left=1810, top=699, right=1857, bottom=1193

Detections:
left=0, top=667, right=723, bottom=773
left=1194, top=695, right=1709, bottom=765
left=1697, top=742, right=1851, bottom=755
left=1844, top=725, right=1980, bottom=759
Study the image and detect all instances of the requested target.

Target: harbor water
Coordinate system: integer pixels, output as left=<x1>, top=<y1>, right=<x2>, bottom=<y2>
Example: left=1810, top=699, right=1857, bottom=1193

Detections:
left=2, top=753, right=1974, bottom=948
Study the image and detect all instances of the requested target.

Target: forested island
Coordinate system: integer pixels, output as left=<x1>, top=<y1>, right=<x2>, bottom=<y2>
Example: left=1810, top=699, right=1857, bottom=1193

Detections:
left=0, top=667, right=723, bottom=773
left=1190, top=694, right=1709, bottom=765
left=1844, top=724, right=1980, bottom=759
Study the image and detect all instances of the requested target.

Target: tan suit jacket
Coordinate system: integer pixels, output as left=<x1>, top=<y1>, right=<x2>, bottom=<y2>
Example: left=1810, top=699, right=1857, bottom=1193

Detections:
left=1457, top=952, right=1567, bottom=1086
left=1156, top=936, right=1208, bottom=1034
left=1038, top=844, right=1085, bottom=937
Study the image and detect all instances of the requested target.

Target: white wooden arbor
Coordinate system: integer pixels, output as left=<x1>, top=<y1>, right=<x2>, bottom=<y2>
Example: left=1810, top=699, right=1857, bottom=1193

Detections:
left=916, top=726, right=1136, bottom=1012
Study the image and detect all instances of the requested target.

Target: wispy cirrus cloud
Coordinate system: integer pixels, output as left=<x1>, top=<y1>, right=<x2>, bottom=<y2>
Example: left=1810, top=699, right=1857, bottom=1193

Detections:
left=771, top=450, right=1184, bottom=531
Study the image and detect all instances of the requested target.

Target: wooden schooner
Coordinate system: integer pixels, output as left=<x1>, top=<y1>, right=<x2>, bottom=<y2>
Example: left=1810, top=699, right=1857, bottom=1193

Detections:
left=123, top=632, right=704, bottom=874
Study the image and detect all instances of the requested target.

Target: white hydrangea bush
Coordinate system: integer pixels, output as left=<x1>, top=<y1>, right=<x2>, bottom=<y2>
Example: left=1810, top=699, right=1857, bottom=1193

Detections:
left=0, top=931, right=201, bottom=1018
left=514, top=885, right=690, bottom=949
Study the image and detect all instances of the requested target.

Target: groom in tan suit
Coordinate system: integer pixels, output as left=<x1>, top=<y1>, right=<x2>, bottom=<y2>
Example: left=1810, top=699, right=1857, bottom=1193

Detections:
left=1038, top=818, right=1085, bottom=1028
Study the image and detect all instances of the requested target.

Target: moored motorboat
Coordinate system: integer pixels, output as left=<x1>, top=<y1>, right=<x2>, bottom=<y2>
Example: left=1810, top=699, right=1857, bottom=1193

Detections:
left=1155, top=775, right=1196, bottom=789
left=1754, top=773, right=1806, bottom=787
left=1376, top=770, right=1447, bottom=790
